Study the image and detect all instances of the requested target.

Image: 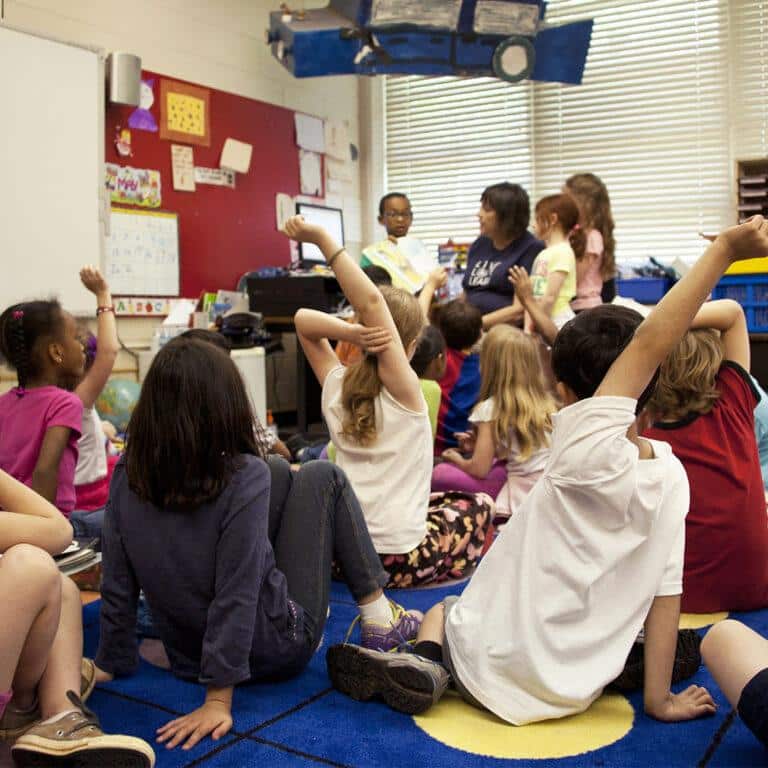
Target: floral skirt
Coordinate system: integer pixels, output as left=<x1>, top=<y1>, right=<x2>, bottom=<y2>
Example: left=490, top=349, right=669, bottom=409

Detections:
left=380, top=491, right=494, bottom=589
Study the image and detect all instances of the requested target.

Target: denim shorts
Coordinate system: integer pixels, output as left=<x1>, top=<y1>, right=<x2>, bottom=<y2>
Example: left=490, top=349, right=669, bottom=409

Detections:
left=738, top=667, right=768, bottom=748
left=442, top=596, right=484, bottom=710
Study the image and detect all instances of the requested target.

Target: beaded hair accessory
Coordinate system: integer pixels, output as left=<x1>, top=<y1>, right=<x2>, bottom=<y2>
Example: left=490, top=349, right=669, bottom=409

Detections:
left=12, top=310, right=24, bottom=320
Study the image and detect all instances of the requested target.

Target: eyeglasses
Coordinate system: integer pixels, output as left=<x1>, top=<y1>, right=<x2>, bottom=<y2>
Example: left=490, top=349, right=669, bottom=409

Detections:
left=383, top=211, right=413, bottom=219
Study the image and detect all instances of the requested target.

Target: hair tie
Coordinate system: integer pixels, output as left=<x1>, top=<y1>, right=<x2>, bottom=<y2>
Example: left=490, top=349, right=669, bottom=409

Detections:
left=570, top=224, right=581, bottom=233
left=12, top=310, right=24, bottom=320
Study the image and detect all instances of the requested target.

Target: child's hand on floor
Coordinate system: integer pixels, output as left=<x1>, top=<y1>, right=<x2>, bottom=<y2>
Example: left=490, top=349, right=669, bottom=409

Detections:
left=509, top=266, right=534, bottom=304
left=282, top=215, right=327, bottom=245
left=645, top=685, right=716, bottom=723
left=720, top=215, right=768, bottom=263
left=351, top=324, right=392, bottom=355
left=156, top=700, right=233, bottom=750
left=79, top=265, right=109, bottom=296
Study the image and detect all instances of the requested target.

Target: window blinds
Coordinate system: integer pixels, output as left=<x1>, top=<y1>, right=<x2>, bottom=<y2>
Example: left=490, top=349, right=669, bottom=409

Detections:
left=385, top=0, right=734, bottom=264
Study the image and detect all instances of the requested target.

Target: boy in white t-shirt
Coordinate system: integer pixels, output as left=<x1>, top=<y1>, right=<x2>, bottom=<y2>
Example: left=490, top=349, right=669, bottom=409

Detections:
left=326, top=217, right=768, bottom=726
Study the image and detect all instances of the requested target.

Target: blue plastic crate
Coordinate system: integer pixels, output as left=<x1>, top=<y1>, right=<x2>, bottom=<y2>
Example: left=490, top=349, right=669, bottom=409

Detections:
left=616, top=277, right=671, bottom=304
left=712, top=275, right=768, bottom=332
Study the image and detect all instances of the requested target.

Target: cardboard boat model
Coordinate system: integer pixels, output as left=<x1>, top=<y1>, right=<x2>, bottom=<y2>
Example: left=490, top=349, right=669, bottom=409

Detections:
left=267, top=0, right=593, bottom=84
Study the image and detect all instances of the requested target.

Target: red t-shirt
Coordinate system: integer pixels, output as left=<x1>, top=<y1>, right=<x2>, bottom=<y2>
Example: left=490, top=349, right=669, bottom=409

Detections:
left=644, top=362, right=768, bottom=612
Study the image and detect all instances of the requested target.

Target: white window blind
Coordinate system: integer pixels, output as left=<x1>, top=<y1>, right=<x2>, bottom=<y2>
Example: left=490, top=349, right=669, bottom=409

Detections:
left=385, top=0, right=733, bottom=264
left=385, top=75, right=532, bottom=254
left=731, top=0, right=768, bottom=160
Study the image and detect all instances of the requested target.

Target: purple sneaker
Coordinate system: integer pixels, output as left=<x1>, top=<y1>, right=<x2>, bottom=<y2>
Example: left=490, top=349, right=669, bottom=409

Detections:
left=359, top=600, right=423, bottom=652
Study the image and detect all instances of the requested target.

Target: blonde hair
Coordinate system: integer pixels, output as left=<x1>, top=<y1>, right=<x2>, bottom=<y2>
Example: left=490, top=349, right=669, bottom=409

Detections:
left=341, top=286, right=424, bottom=445
left=478, top=326, right=555, bottom=461
left=648, top=329, right=723, bottom=421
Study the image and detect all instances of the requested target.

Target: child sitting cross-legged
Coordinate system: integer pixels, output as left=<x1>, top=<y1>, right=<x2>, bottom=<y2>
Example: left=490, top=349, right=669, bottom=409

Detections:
left=432, top=325, right=554, bottom=520
left=324, top=217, right=768, bottom=725
left=644, top=299, right=768, bottom=613
left=286, top=217, right=494, bottom=589
left=93, top=336, right=421, bottom=751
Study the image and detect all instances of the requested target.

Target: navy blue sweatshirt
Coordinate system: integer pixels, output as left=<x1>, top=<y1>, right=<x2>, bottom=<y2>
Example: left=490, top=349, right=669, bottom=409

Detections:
left=95, top=455, right=308, bottom=687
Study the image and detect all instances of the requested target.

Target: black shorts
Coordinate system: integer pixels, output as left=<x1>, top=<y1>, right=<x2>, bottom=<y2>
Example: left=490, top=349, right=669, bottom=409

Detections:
left=738, top=667, right=768, bottom=749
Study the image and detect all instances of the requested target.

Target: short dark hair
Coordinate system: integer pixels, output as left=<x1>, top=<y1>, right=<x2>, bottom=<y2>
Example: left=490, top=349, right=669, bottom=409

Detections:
left=378, top=192, right=410, bottom=217
left=125, top=337, right=263, bottom=508
left=411, top=325, right=446, bottom=377
left=181, top=328, right=232, bottom=353
left=362, top=265, right=393, bottom=286
left=0, top=300, right=65, bottom=387
left=437, top=299, right=483, bottom=351
left=481, top=183, right=530, bottom=241
left=552, top=305, right=657, bottom=410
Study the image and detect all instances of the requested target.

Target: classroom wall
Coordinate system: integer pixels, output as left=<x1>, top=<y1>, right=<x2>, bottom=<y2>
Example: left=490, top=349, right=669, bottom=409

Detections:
left=0, top=0, right=363, bottom=389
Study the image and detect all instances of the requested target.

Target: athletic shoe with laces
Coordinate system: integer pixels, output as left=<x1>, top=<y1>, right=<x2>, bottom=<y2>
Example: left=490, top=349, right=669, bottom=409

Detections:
left=357, top=600, right=423, bottom=652
left=11, top=690, right=155, bottom=767
left=326, top=644, right=450, bottom=714
left=0, top=658, right=97, bottom=742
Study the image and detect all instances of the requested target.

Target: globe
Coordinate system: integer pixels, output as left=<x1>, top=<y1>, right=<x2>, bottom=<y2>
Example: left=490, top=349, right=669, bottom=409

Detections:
left=96, top=379, right=141, bottom=433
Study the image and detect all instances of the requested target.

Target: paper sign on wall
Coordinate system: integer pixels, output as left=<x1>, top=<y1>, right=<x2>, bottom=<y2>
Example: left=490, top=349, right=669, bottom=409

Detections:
left=299, top=150, right=323, bottom=196
left=276, top=193, right=294, bottom=230
left=326, top=157, right=353, bottom=182
left=295, top=113, right=325, bottom=153
left=105, top=163, right=162, bottom=208
left=171, top=145, right=195, bottom=191
left=194, top=166, right=235, bottom=188
left=220, top=138, right=253, bottom=174
left=324, top=119, right=349, bottom=160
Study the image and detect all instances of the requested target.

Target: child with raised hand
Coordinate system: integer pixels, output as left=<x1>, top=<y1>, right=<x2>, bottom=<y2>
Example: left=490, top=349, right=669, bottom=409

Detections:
left=644, top=299, right=768, bottom=613
left=0, top=298, right=86, bottom=517
left=433, top=325, right=554, bottom=520
left=93, top=336, right=419, bottom=752
left=326, top=216, right=768, bottom=725
left=527, top=193, right=582, bottom=330
left=70, top=266, right=119, bottom=538
left=565, top=172, right=616, bottom=308
left=285, top=216, right=494, bottom=588
left=0, top=469, right=154, bottom=766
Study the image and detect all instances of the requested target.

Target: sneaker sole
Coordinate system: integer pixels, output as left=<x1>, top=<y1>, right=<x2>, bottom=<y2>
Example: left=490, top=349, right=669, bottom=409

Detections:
left=326, top=645, right=434, bottom=715
left=12, top=735, right=154, bottom=768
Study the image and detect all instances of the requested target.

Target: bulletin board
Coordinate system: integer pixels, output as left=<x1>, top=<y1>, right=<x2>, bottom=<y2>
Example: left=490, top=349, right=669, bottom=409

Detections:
left=105, top=70, right=302, bottom=298
left=105, top=209, right=180, bottom=296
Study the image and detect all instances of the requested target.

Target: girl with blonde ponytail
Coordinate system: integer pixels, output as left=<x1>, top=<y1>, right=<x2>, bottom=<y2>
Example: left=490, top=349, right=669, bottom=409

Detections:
left=286, top=217, right=494, bottom=588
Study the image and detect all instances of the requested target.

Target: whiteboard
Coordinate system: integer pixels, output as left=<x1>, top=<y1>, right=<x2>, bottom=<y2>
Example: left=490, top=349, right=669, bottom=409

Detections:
left=105, top=209, right=180, bottom=296
left=0, top=25, right=104, bottom=315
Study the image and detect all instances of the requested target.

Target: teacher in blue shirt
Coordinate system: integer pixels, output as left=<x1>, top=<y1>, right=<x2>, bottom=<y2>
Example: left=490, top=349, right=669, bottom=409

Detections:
left=462, top=182, right=544, bottom=330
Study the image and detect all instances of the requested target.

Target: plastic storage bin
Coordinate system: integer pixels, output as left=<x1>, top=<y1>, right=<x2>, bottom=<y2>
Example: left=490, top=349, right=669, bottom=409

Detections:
left=712, top=275, right=768, bottom=332
left=616, top=277, right=672, bottom=304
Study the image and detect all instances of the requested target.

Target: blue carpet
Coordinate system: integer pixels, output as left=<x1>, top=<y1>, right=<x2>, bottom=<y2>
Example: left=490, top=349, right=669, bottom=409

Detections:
left=82, top=583, right=768, bottom=767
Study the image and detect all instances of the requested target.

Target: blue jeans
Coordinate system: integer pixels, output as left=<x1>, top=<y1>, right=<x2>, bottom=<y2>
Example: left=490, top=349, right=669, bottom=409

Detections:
left=70, top=507, right=105, bottom=546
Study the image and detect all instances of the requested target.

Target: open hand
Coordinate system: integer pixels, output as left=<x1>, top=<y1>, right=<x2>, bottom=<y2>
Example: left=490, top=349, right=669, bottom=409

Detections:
left=426, top=267, right=448, bottom=288
left=352, top=324, right=392, bottom=355
left=281, top=215, right=326, bottom=245
left=720, top=215, right=768, bottom=263
left=156, top=701, right=233, bottom=751
left=646, top=685, right=716, bottom=723
left=80, top=266, right=109, bottom=296
left=509, top=265, right=534, bottom=303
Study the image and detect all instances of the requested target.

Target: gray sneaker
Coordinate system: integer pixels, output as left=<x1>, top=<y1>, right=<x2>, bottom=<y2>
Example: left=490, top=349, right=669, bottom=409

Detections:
left=326, top=644, right=450, bottom=715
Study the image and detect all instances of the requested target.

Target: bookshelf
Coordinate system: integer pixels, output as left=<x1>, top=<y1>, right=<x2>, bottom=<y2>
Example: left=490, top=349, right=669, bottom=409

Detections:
left=737, top=158, right=768, bottom=222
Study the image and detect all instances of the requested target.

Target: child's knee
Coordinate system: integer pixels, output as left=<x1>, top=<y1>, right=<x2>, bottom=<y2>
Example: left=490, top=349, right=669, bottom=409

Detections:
left=59, top=573, right=81, bottom=605
left=2, top=544, right=59, bottom=584
left=701, top=619, right=742, bottom=662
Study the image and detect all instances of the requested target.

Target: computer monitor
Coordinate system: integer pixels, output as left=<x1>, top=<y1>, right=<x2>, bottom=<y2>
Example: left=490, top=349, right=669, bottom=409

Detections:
left=295, top=202, right=345, bottom=265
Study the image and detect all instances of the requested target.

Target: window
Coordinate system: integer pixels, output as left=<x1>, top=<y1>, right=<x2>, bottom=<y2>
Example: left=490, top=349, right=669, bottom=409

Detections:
left=385, top=0, right=734, bottom=264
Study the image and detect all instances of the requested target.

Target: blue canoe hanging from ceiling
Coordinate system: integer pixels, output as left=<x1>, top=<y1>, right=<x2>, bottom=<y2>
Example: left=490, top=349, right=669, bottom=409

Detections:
left=266, top=0, right=593, bottom=84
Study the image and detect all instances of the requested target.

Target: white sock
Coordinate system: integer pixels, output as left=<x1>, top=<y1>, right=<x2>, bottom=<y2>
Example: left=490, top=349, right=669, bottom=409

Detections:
left=358, top=594, right=392, bottom=625
left=39, top=709, right=78, bottom=726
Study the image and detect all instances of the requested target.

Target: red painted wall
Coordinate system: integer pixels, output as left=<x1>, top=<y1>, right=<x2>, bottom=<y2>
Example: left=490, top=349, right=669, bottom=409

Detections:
left=105, top=70, right=300, bottom=297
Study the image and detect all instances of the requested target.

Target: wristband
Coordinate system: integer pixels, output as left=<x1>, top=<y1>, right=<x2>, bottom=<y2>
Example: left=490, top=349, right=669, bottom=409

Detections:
left=327, top=247, right=345, bottom=268
left=96, top=305, right=115, bottom=316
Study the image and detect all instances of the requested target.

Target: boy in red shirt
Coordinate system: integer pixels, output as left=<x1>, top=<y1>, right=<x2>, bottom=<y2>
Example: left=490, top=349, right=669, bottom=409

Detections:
left=645, top=299, right=768, bottom=613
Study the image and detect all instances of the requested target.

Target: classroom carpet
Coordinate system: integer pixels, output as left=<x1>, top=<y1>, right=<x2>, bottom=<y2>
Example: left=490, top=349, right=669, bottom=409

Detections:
left=72, top=582, right=768, bottom=768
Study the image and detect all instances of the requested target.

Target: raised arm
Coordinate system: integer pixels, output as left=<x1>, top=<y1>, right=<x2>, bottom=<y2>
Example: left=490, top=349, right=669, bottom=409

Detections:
left=283, top=217, right=423, bottom=412
left=509, top=266, right=559, bottom=346
left=0, top=469, right=72, bottom=554
left=597, top=217, right=768, bottom=401
left=690, top=299, right=749, bottom=370
left=418, top=268, right=447, bottom=320
left=75, top=267, right=119, bottom=409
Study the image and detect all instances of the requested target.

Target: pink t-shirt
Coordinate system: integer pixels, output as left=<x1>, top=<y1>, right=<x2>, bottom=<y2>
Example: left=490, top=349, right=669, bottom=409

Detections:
left=571, top=229, right=604, bottom=311
left=0, top=386, right=83, bottom=515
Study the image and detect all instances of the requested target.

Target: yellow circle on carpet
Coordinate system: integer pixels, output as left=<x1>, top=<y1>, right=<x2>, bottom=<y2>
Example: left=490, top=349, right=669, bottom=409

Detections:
left=679, top=611, right=729, bottom=630
left=413, top=692, right=634, bottom=759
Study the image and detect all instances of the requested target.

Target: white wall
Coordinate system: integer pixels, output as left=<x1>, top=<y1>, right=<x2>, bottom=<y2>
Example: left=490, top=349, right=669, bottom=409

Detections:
left=0, top=0, right=364, bottom=390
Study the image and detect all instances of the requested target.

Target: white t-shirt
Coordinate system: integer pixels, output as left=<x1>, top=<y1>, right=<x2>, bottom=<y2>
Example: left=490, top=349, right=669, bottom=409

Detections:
left=322, top=366, right=433, bottom=553
left=469, top=398, right=550, bottom=517
left=74, top=406, right=107, bottom=486
left=445, top=396, right=687, bottom=725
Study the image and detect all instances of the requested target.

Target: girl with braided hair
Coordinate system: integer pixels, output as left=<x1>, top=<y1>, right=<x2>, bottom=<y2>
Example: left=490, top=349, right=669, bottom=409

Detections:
left=0, top=291, right=86, bottom=518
